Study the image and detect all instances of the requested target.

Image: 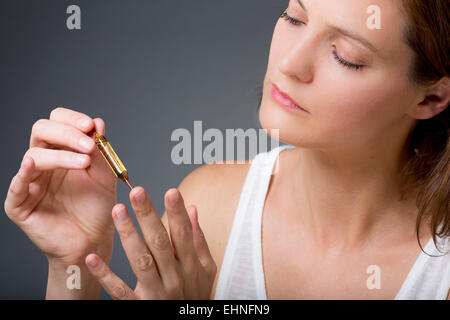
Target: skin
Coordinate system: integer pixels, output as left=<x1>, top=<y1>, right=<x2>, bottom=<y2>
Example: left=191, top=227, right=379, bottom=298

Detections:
left=4, top=108, right=216, bottom=299
left=4, top=109, right=118, bottom=299
left=262, top=0, right=423, bottom=253
left=4, top=0, right=450, bottom=299
left=255, top=0, right=450, bottom=298
left=85, top=188, right=216, bottom=299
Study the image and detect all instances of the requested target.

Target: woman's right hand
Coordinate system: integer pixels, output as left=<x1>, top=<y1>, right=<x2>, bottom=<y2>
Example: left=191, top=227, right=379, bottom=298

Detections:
left=4, top=107, right=118, bottom=268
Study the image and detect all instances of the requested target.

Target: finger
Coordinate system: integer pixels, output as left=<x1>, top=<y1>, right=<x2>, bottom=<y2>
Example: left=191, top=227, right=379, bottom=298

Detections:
left=84, top=118, right=117, bottom=178
left=30, top=119, right=96, bottom=154
left=25, top=147, right=91, bottom=171
left=87, top=118, right=109, bottom=167
left=85, top=254, right=135, bottom=300
left=186, top=205, right=217, bottom=281
left=112, top=204, right=164, bottom=292
left=4, top=157, right=34, bottom=220
left=129, top=187, right=179, bottom=288
left=164, top=188, right=199, bottom=272
left=49, top=107, right=95, bottom=133
left=93, top=118, right=105, bottom=136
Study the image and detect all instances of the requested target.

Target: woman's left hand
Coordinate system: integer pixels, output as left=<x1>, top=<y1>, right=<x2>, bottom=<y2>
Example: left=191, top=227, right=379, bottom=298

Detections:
left=85, top=186, right=217, bottom=300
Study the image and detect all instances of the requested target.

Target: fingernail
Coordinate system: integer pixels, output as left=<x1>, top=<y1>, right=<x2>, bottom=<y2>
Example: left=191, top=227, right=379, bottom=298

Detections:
left=79, top=136, right=94, bottom=151
left=87, top=255, right=99, bottom=268
left=115, top=206, right=128, bottom=222
left=73, top=154, right=88, bottom=166
left=169, top=190, right=179, bottom=205
left=78, top=118, right=91, bottom=129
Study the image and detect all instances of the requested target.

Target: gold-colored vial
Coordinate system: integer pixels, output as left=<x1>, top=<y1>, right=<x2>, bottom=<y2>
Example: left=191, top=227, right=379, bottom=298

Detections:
left=93, top=131, right=133, bottom=189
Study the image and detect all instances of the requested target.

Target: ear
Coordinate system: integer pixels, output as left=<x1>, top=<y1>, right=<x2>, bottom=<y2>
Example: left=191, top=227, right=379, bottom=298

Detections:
left=408, top=77, right=450, bottom=120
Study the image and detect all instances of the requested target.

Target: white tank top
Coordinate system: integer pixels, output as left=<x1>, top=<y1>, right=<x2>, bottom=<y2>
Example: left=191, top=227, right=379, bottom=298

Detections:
left=213, top=145, right=450, bottom=300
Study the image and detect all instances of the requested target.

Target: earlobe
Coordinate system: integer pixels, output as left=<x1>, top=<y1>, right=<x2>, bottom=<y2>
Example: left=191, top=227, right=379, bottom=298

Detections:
left=408, top=77, right=450, bottom=120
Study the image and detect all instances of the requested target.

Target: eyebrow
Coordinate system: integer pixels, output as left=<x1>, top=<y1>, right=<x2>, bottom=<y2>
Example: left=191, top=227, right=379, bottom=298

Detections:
left=296, top=0, right=308, bottom=14
left=328, top=25, right=380, bottom=55
left=296, top=0, right=380, bottom=55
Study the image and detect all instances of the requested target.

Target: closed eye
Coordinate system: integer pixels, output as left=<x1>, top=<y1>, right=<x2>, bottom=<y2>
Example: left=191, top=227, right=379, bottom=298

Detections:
left=280, top=11, right=305, bottom=26
left=332, top=49, right=363, bottom=71
left=279, top=11, right=364, bottom=72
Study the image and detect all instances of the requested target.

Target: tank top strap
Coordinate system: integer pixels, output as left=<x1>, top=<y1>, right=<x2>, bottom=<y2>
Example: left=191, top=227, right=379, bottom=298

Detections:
left=213, top=145, right=294, bottom=299
left=395, top=226, right=450, bottom=300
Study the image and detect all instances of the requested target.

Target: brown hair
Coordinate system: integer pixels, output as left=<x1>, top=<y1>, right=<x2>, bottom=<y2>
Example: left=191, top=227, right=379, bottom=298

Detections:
left=397, top=0, right=449, bottom=255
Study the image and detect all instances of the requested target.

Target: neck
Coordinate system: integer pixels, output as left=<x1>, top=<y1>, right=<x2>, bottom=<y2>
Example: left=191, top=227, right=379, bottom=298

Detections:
left=287, top=123, right=419, bottom=252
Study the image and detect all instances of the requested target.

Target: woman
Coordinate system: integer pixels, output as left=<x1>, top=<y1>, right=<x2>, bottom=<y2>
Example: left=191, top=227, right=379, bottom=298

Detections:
left=4, top=0, right=449, bottom=299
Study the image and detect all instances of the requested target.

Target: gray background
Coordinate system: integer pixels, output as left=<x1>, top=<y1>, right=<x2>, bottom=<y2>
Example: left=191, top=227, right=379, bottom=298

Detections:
left=0, top=0, right=287, bottom=299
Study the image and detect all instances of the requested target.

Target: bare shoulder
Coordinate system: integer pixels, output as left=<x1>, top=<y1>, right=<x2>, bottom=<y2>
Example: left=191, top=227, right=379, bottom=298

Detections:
left=179, top=160, right=251, bottom=207
left=160, top=160, right=252, bottom=298
left=163, top=159, right=251, bottom=220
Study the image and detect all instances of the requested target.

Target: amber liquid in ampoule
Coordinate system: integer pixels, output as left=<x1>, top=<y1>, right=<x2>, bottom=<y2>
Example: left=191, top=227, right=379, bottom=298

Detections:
left=93, top=132, right=133, bottom=189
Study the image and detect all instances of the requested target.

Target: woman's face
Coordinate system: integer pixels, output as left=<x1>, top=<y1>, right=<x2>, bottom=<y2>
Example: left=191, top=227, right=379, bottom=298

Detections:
left=259, top=0, right=420, bottom=151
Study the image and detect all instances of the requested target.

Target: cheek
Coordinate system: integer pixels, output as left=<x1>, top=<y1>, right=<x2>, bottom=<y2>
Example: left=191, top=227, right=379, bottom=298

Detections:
left=313, top=70, right=414, bottom=146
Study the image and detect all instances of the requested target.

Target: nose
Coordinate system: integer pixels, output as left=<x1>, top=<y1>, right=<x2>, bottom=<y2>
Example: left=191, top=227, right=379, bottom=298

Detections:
left=278, top=32, right=317, bottom=84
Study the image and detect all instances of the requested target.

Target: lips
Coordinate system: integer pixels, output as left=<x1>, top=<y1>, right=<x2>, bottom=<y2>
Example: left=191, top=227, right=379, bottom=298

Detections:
left=271, top=83, right=309, bottom=113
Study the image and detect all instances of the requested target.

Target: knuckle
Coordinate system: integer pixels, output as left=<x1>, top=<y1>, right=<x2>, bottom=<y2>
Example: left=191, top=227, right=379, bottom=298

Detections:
left=135, top=252, right=154, bottom=272
left=198, top=257, right=217, bottom=280
left=24, top=149, right=33, bottom=161
left=15, top=169, right=26, bottom=180
left=24, top=148, right=33, bottom=158
left=54, top=150, right=66, bottom=164
left=184, top=259, right=199, bottom=277
left=49, top=107, right=63, bottom=119
left=3, top=201, right=12, bottom=218
left=207, top=261, right=218, bottom=278
left=31, top=119, right=46, bottom=135
left=27, top=147, right=38, bottom=155
left=111, top=282, right=128, bottom=300
left=117, top=225, right=134, bottom=239
left=8, top=186, right=19, bottom=197
left=147, top=231, right=171, bottom=250
left=135, top=203, right=153, bottom=218
left=172, top=223, right=192, bottom=239
left=8, top=178, right=19, bottom=195
left=166, top=275, right=184, bottom=295
left=23, top=149, right=36, bottom=165
left=62, top=128, right=74, bottom=144
left=4, top=208, right=16, bottom=222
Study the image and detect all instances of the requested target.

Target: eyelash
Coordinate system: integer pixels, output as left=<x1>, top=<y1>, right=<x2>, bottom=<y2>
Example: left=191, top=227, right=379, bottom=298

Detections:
left=280, top=11, right=304, bottom=26
left=331, top=49, right=363, bottom=71
left=280, top=11, right=364, bottom=72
